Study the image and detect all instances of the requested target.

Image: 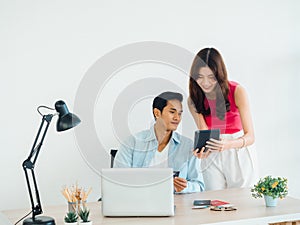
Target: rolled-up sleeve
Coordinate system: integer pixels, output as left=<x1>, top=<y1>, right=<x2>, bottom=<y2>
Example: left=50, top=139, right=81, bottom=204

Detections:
left=185, top=154, right=205, bottom=192
left=174, top=137, right=205, bottom=193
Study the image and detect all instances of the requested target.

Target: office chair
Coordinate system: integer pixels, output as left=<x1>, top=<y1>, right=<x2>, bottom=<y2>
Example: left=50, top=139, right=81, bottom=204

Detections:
left=98, top=149, right=118, bottom=202
left=110, top=149, right=118, bottom=168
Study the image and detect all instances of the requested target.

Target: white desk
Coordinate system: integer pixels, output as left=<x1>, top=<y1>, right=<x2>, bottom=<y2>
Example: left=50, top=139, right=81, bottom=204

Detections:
left=2, top=188, right=300, bottom=225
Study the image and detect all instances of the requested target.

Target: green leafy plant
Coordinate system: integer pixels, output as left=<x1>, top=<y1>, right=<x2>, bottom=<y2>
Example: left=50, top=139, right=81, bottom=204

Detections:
left=251, top=176, right=288, bottom=199
left=64, top=211, right=78, bottom=223
left=79, top=207, right=90, bottom=223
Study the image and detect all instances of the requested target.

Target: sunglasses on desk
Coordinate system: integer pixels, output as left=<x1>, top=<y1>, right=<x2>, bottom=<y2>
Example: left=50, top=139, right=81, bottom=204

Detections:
left=210, top=206, right=237, bottom=211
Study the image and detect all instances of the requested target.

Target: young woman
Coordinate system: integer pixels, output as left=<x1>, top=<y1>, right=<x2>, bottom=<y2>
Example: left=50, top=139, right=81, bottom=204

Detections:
left=188, top=47, right=258, bottom=190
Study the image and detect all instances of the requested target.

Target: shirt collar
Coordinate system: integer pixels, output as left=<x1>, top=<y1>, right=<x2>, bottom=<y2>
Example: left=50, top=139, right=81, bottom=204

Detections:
left=145, top=124, right=181, bottom=144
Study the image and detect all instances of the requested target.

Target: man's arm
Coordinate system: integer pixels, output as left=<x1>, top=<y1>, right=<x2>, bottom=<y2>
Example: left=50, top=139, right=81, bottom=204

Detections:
left=174, top=137, right=205, bottom=193
left=185, top=155, right=205, bottom=192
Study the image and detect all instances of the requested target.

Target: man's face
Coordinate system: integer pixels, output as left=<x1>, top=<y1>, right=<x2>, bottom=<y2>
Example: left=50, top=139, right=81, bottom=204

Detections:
left=155, top=99, right=183, bottom=131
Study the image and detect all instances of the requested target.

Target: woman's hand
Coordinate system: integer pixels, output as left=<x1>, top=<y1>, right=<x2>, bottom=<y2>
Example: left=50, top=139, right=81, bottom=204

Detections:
left=205, top=138, right=231, bottom=151
left=193, top=147, right=211, bottom=159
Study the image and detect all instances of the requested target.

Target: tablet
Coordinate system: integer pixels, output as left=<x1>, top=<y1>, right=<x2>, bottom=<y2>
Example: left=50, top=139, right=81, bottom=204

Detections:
left=194, top=129, right=220, bottom=152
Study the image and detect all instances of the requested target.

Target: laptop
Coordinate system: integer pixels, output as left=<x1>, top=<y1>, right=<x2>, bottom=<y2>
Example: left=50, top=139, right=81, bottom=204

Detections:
left=101, top=168, right=175, bottom=217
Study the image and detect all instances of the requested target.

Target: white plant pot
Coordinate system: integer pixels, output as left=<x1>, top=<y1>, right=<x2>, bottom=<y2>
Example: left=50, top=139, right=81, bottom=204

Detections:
left=64, top=222, right=78, bottom=225
left=264, top=195, right=278, bottom=207
left=79, top=221, right=93, bottom=225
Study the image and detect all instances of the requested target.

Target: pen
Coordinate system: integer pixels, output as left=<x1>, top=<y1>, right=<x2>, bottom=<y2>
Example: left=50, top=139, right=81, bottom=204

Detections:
left=192, top=205, right=209, bottom=209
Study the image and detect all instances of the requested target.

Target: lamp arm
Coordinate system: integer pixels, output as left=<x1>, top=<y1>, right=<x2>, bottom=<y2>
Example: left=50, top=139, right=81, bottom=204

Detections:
left=22, top=114, right=53, bottom=220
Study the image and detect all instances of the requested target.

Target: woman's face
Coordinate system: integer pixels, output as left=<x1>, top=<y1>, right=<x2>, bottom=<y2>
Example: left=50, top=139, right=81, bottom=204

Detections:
left=196, top=66, right=217, bottom=94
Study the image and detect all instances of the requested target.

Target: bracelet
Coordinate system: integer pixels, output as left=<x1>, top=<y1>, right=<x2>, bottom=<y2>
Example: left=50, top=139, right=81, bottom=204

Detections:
left=240, top=137, right=246, bottom=148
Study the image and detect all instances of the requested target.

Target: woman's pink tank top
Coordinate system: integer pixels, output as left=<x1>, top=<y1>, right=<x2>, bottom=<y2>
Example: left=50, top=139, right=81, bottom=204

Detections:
left=203, top=81, right=243, bottom=134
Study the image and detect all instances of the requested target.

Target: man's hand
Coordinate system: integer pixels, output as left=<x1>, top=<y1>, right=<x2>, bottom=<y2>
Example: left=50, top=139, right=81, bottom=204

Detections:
left=174, top=177, right=187, bottom=192
left=193, top=147, right=211, bottom=158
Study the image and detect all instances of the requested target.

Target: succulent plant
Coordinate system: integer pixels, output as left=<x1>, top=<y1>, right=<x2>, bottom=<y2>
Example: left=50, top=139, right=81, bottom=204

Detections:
left=64, top=211, right=78, bottom=223
left=78, top=207, right=90, bottom=222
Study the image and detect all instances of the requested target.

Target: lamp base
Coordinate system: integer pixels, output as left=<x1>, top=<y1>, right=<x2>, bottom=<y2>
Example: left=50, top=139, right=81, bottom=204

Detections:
left=23, top=216, right=55, bottom=225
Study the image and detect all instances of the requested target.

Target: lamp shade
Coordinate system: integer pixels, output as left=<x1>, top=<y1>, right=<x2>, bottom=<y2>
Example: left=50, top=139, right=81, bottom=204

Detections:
left=55, top=100, right=81, bottom=132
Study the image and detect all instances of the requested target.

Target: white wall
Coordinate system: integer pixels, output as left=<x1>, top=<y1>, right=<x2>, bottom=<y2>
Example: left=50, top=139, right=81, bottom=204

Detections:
left=1, top=0, right=299, bottom=211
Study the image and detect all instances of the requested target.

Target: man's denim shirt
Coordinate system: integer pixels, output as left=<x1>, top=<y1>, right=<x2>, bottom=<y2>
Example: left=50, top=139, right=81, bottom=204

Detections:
left=114, top=126, right=205, bottom=193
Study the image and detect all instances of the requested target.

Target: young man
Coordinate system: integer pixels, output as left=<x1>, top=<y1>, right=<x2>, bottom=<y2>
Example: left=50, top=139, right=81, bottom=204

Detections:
left=114, top=91, right=205, bottom=193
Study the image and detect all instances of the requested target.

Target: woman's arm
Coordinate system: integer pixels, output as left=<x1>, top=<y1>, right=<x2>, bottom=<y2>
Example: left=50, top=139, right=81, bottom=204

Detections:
left=234, top=84, right=255, bottom=146
left=187, top=97, right=208, bottom=130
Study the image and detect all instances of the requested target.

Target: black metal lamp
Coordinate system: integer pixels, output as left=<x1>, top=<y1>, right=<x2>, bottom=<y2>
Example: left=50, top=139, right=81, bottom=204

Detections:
left=22, top=100, right=81, bottom=225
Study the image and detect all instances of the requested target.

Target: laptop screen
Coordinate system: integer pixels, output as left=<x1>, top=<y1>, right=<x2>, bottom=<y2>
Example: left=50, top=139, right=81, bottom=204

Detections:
left=101, top=168, right=175, bottom=217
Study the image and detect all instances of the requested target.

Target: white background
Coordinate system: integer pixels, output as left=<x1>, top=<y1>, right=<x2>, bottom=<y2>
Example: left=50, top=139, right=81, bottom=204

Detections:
left=1, top=0, right=299, bottom=212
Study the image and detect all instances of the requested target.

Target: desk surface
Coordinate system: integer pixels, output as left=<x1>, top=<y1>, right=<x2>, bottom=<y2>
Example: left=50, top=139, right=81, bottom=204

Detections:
left=2, top=188, right=300, bottom=225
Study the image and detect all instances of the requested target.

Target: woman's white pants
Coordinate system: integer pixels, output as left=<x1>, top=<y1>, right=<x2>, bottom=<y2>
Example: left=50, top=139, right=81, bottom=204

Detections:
left=201, top=130, right=259, bottom=190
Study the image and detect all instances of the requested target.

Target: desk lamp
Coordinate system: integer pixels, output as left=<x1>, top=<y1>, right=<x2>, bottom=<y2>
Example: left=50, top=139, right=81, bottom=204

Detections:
left=22, top=100, right=81, bottom=225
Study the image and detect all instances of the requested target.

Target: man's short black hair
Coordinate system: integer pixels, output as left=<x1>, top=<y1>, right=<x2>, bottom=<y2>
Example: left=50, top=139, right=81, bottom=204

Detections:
left=152, top=91, right=183, bottom=117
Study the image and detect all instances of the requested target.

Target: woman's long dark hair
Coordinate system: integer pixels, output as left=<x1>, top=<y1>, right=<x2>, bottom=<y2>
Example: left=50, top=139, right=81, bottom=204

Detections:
left=189, top=48, right=230, bottom=120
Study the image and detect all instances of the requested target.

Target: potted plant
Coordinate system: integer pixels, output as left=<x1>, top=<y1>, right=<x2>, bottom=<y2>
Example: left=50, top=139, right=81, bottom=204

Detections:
left=251, top=175, right=288, bottom=207
left=64, top=211, right=78, bottom=225
left=78, top=207, right=92, bottom=225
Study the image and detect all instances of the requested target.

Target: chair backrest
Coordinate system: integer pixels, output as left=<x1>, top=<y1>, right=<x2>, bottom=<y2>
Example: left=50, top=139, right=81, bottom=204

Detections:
left=110, top=149, right=118, bottom=168
left=98, top=149, right=119, bottom=202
